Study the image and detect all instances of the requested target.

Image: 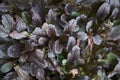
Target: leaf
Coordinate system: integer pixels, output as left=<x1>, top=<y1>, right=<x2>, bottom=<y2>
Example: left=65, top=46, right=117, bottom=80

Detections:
left=31, top=6, right=42, bottom=26
left=114, top=62, right=120, bottom=73
left=0, top=25, right=9, bottom=41
left=7, top=44, right=23, bottom=58
left=107, top=52, right=117, bottom=64
left=38, top=37, right=47, bottom=46
left=25, top=40, right=34, bottom=51
left=76, top=58, right=85, bottom=65
left=62, top=59, right=67, bottom=66
left=65, top=3, right=73, bottom=15
left=96, top=3, right=110, bottom=20
left=0, top=62, right=13, bottom=73
left=30, top=63, right=38, bottom=76
left=54, top=40, right=63, bottom=54
left=4, top=0, right=30, bottom=10
left=16, top=16, right=27, bottom=32
left=0, top=50, right=7, bottom=59
left=0, top=3, right=11, bottom=12
left=76, top=76, right=89, bottom=80
left=10, top=31, right=28, bottom=39
left=14, top=65, right=31, bottom=80
left=86, top=20, right=93, bottom=32
left=68, top=19, right=79, bottom=32
left=46, top=9, right=57, bottom=23
left=29, top=50, right=48, bottom=68
left=33, top=27, right=46, bottom=36
left=77, top=32, right=88, bottom=41
left=67, top=45, right=80, bottom=69
left=93, top=35, right=102, bottom=45
left=3, top=72, right=19, bottom=80
left=109, top=0, right=120, bottom=9
left=60, top=14, right=67, bottom=25
left=110, top=8, right=119, bottom=20
left=21, top=11, right=31, bottom=24
left=19, top=54, right=28, bottom=63
left=72, top=45, right=80, bottom=58
left=36, top=68, right=45, bottom=80
left=2, top=14, right=15, bottom=32
left=46, top=24, right=57, bottom=37
left=108, top=25, right=120, bottom=40
left=66, top=36, right=76, bottom=52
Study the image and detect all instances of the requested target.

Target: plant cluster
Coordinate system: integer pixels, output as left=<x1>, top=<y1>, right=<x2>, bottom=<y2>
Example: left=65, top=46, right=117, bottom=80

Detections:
left=0, top=0, right=120, bottom=80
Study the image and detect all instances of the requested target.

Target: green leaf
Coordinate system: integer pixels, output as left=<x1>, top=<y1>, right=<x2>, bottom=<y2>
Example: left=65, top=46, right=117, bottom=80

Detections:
left=62, top=59, right=67, bottom=66
left=107, top=52, right=117, bottom=64
left=0, top=62, right=14, bottom=73
left=71, top=11, right=81, bottom=16
left=113, top=19, right=120, bottom=25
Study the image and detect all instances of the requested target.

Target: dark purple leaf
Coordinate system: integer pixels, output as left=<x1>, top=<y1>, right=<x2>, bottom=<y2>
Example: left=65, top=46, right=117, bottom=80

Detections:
left=10, top=31, right=28, bottom=39
left=0, top=25, right=9, bottom=40
left=25, top=40, right=34, bottom=51
left=110, top=8, right=119, bottom=20
left=38, top=37, right=47, bottom=46
left=19, top=54, right=28, bottom=63
left=30, top=63, right=38, bottom=76
left=86, top=20, right=93, bottom=32
left=29, top=50, right=47, bottom=68
left=77, top=32, right=88, bottom=41
left=59, top=14, right=68, bottom=28
left=0, top=50, right=7, bottom=59
left=66, top=36, right=76, bottom=52
left=20, top=63, right=31, bottom=73
left=32, top=27, right=46, bottom=36
left=72, top=45, right=81, bottom=58
left=4, top=0, right=30, bottom=10
left=60, top=14, right=67, bottom=24
left=108, top=25, right=120, bottom=40
left=96, top=3, right=110, bottom=20
left=16, top=16, right=27, bottom=32
left=0, top=3, right=11, bottom=12
left=3, top=72, right=19, bottom=80
left=48, top=52, right=55, bottom=59
left=14, top=65, right=31, bottom=80
left=68, top=19, right=79, bottom=32
left=46, top=9, right=57, bottom=23
left=65, top=3, right=73, bottom=15
left=79, top=14, right=87, bottom=22
left=76, top=58, right=85, bottom=65
left=109, top=0, right=120, bottom=9
left=93, top=35, right=102, bottom=45
left=7, top=44, right=23, bottom=58
left=54, top=40, right=63, bottom=54
left=45, top=24, right=57, bottom=37
left=63, top=19, right=79, bottom=34
left=67, top=45, right=80, bottom=69
left=77, top=76, right=89, bottom=80
left=31, top=6, right=42, bottom=26
left=113, top=62, right=120, bottom=72
left=35, top=49, right=44, bottom=58
left=0, top=62, right=13, bottom=73
left=2, top=14, right=15, bottom=32
left=36, top=68, right=45, bottom=80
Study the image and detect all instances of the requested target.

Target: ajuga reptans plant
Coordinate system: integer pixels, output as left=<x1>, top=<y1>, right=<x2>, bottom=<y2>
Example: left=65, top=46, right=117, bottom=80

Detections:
left=0, top=0, right=120, bottom=80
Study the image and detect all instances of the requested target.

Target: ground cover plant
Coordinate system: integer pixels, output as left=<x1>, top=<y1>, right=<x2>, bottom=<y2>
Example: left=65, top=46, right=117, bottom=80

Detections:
left=0, top=0, right=120, bottom=80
